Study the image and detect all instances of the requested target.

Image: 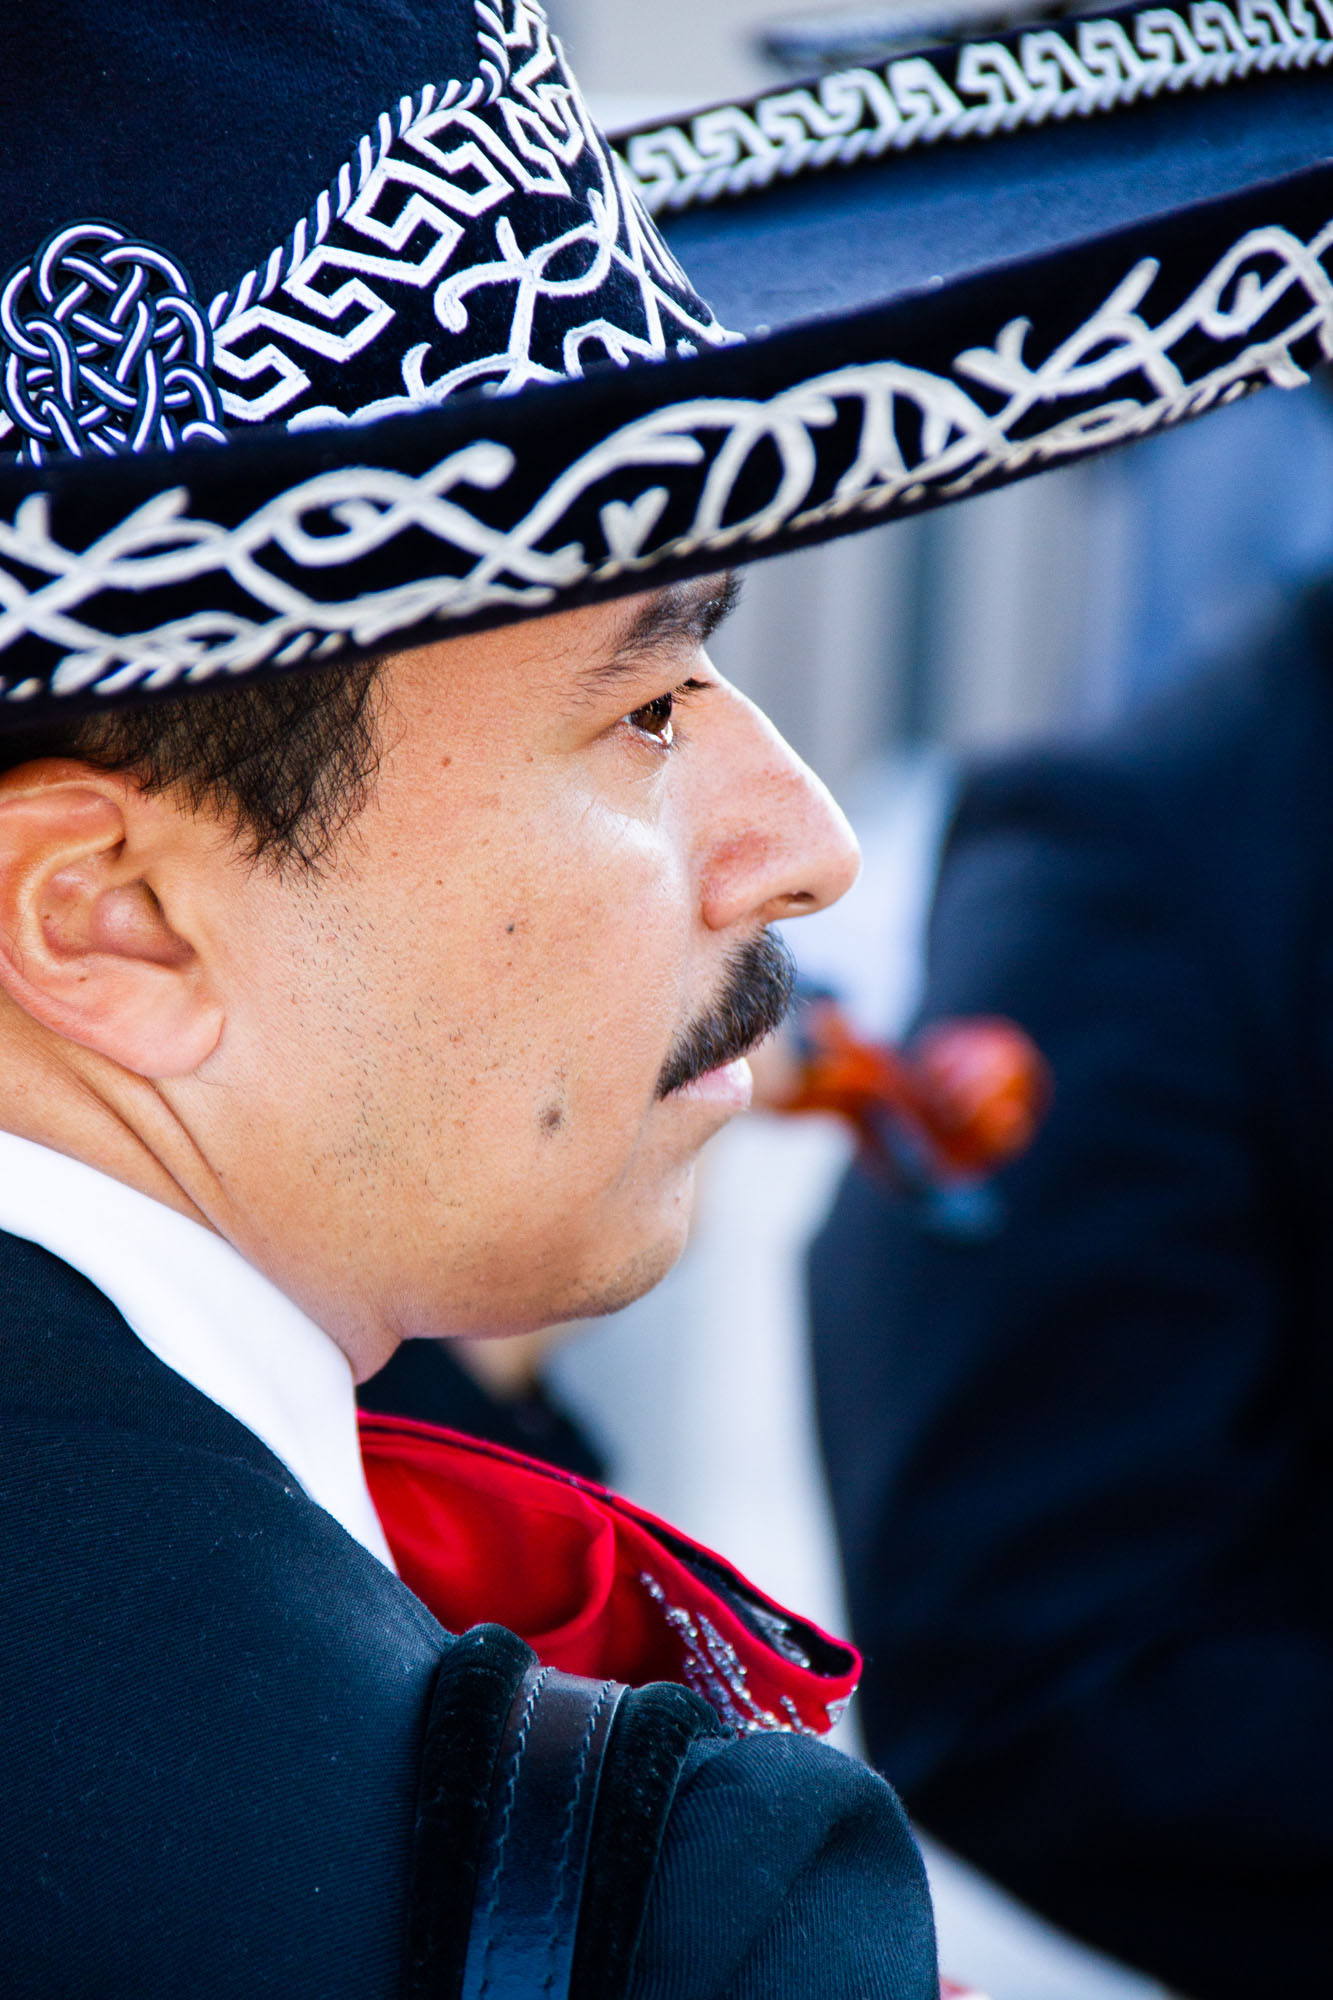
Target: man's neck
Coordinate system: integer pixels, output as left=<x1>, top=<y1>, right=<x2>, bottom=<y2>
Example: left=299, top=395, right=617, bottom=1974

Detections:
left=0, top=1129, right=398, bottom=1567
left=0, top=1013, right=218, bottom=1233
left=0, top=1013, right=404, bottom=1381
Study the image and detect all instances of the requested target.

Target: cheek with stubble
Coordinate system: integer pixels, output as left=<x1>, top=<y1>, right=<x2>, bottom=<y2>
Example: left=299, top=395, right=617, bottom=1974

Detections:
left=447, top=914, right=701, bottom=1311
left=319, top=789, right=698, bottom=1322
left=501, top=824, right=692, bottom=1169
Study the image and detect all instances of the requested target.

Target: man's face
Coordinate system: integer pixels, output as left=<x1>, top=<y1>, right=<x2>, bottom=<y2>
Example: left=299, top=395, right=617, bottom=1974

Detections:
left=189, top=577, right=858, bottom=1361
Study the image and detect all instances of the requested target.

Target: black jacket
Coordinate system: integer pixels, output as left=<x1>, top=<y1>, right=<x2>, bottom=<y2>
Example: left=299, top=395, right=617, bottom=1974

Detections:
left=809, top=594, right=1333, bottom=1999
left=0, top=1227, right=936, bottom=1999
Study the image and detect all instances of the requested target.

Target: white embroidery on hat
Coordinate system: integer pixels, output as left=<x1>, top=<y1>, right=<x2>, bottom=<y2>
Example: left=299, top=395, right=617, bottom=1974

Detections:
left=0, top=223, right=226, bottom=467
left=621, top=0, right=1333, bottom=217
left=207, top=1, right=732, bottom=430
left=1, top=211, right=1331, bottom=700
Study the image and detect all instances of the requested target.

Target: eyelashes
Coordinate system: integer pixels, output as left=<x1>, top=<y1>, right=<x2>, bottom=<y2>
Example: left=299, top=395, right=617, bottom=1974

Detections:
left=625, top=676, right=712, bottom=751
left=627, top=690, right=675, bottom=743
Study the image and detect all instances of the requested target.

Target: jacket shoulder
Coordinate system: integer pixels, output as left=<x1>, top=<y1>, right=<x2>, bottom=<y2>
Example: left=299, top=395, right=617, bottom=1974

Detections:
left=0, top=1235, right=451, bottom=1998
left=631, top=1731, right=938, bottom=2000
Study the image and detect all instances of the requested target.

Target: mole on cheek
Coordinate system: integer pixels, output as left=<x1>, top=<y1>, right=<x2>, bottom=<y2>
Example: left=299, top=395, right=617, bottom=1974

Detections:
left=538, top=1100, right=565, bottom=1134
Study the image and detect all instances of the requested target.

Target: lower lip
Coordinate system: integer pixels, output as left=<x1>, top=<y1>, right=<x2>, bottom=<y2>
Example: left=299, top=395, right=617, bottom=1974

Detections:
left=674, top=1056, right=754, bottom=1112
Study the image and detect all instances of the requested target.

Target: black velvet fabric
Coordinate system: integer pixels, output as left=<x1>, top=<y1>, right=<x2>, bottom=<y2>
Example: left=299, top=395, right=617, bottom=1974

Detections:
left=9, top=1, right=1320, bottom=333
left=4, top=4, right=1330, bottom=360
left=0, top=1, right=722, bottom=448
left=406, top=1623, right=534, bottom=2000
left=9, top=142, right=1333, bottom=725
left=12, top=3, right=1325, bottom=369
left=575, top=1684, right=727, bottom=2000
left=670, top=67, right=1333, bottom=336
left=1, top=7, right=1332, bottom=716
left=0, top=2, right=479, bottom=303
left=810, top=591, right=1333, bottom=1999
left=1, top=1224, right=939, bottom=1997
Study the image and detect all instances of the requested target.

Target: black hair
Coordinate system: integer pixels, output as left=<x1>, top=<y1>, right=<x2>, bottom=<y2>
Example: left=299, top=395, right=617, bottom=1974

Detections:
left=0, top=661, right=384, bottom=869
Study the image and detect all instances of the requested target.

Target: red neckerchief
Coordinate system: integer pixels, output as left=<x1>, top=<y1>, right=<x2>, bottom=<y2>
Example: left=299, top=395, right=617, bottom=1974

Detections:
left=363, top=1418, right=984, bottom=2000
left=359, top=1412, right=859, bottom=1737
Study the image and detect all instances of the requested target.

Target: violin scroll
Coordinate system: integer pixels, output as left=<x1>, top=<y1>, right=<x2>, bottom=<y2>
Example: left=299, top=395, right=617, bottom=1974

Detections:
left=766, top=993, right=1051, bottom=1239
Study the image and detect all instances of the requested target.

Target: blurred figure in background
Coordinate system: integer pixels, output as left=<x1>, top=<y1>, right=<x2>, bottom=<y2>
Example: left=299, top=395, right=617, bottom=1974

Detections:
left=809, top=584, right=1333, bottom=2000
left=360, top=1328, right=607, bottom=1479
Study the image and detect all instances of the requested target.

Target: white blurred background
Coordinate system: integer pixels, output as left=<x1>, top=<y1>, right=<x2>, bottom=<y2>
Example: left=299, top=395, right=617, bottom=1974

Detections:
left=532, top=6, right=1333, bottom=1993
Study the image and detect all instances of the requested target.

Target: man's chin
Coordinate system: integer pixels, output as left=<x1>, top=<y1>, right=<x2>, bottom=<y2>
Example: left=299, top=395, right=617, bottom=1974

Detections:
left=571, top=1226, right=690, bottom=1323
left=545, top=1174, right=700, bottom=1325
left=419, top=1158, right=701, bottom=1337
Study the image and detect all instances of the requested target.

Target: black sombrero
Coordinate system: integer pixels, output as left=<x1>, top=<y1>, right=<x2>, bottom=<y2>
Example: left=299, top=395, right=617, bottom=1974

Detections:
left=3, top=0, right=1333, bottom=717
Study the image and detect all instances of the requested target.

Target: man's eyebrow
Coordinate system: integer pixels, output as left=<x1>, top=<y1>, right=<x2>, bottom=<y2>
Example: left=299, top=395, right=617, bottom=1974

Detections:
left=582, top=573, right=742, bottom=692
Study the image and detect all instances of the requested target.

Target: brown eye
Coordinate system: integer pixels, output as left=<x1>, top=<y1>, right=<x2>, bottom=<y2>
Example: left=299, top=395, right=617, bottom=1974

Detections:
left=627, top=691, right=675, bottom=745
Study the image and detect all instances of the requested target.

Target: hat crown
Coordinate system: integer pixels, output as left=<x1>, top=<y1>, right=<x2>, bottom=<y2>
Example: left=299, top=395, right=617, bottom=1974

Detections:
left=0, top=3, right=481, bottom=305
left=0, top=1, right=728, bottom=461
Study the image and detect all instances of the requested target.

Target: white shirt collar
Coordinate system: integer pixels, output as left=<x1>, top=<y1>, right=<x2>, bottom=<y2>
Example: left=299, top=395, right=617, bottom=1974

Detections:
left=0, top=1130, right=396, bottom=1571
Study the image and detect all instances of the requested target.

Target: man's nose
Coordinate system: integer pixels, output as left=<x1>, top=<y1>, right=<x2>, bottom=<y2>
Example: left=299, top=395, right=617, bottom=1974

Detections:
left=698, top=690, right=861, bottom=934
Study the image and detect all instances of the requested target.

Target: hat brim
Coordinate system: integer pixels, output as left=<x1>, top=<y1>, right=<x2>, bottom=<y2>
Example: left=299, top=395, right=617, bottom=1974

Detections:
left=4, top=0, right=1333, bottom=719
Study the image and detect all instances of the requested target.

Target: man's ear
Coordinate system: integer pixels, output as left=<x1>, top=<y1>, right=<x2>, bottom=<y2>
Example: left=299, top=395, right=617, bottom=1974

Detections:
left=0, top=762, right=224, bottom=1077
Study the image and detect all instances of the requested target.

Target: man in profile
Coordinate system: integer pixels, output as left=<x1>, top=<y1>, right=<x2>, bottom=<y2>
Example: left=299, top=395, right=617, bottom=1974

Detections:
left=0, top=0, right=956, bottom=1982
left=0, top=553, right=957, bottom=1993
left=8, top=0, right=1320, bottom=1986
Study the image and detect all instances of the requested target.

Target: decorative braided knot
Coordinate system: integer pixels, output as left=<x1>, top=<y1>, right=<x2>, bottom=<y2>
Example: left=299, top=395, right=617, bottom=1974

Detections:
left=0, top=222, right=227, bottom=464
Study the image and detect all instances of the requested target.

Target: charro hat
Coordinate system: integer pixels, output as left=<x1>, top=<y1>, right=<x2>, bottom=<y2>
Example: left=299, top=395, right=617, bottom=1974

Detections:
left=3, top=0, right=1333, bottom=719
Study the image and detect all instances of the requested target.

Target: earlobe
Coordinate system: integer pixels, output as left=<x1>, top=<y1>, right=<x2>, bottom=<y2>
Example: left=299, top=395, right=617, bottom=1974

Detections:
left=0, top=770, right=223, bottom=1078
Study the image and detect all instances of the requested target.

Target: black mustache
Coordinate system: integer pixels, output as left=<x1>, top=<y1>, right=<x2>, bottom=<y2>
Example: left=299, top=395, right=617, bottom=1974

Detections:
left=656, top=930, right=797, bottom=1099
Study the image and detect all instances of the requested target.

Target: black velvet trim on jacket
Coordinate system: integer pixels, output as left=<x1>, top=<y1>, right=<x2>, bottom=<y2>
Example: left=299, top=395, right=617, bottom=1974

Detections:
left=404, top=1631, right=727, bottom=2000
left=405, top=1624, right=536, bottom=2000
left=572, top=1685, right=728, bottom=2000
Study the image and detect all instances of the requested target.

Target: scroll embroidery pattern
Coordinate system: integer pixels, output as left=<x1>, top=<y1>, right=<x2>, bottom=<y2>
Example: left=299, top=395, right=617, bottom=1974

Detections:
left=1, top=213, right=1330, bottom=702
left=620, top=0, right=1333, bottom=214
